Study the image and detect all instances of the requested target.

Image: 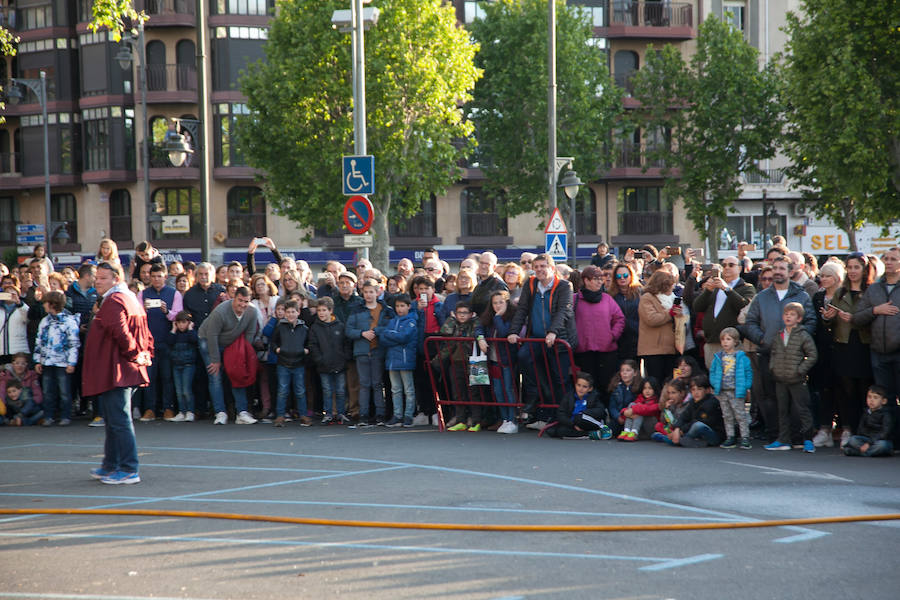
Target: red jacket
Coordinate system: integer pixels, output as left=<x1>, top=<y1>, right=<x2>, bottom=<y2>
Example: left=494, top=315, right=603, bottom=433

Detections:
left=618, top=393, right=660, bottom=423
left=82, top=288, right=153, bottom=397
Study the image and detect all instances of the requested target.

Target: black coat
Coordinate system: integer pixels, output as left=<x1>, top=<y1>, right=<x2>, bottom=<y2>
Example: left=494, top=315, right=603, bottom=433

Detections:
left=857, top=407, right=894, bottom=442
left=308, top=317, right=351, bottom=374
left=674, top=393, right=725, bottom=440
left=269, top=319, right=309, bottom=368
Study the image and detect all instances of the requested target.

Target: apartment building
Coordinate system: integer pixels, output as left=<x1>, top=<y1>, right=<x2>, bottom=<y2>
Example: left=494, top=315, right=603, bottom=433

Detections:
left=3, top=0, right=875, bottom=267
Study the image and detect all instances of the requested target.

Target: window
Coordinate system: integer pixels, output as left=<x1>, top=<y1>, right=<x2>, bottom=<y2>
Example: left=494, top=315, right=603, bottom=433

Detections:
left=391, top=195, right=437, bottom=238
left=146, top=40, right=167, bottom=91
left=724, top=213, right=788, bottom=250
left=51, top=193, right=78, bottom=243
left=212, top=28, right=267, bottom=91
left=723, top=2, right=746, bottom=32
left=461, top=187, right=507, bottom=237
left=227, top=186, right=266, bottom=239
left=176, top=40, right=197, bottom=91
left=463, top=1, right=488, bottom=23
left=617, top=187, right=672, bottom=235
left=213, top=0, right=274, bottom=16
left=0, top=130, right=14, bottom=174
left=152, top=187, right=200, bottom=240
left=83, top=107, right=110, bottom=170
left=213, top=103, right=249, bottom=167
left=109, top=189, right=132, bottom=243
left=17, top=4, right=53, bottom=30
left=566, top=188, right=597, bottom=236
left=573, top=0, right=607, bottom=27
left=613, top=50, right=638, bottom=94
left=0, top=197, right=17, bottom=245
left=645, top=127, right=671, bottom=168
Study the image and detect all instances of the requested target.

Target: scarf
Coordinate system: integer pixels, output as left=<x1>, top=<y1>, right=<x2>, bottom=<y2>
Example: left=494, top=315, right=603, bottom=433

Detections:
left=581, top=288, right=604, bottom=304
left=656, top=292, right=675, bottom=310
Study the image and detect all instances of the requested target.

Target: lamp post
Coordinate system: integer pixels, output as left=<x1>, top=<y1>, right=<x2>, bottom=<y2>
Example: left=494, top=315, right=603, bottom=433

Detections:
left=164, top=118, right=204, bottom=248
left=8, top=71, right=51, bottom=259
left=332, top=0, right=379, bottom=261
left=548, top=0, right=558, bottom=210
left=559, top=167, right=583, bottom=266
left=115, top=22, right=153, bottom=242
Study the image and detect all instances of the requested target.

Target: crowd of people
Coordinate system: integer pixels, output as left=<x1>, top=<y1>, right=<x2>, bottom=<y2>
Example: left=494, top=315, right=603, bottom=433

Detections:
left=0, top=236, right=897, bottom=460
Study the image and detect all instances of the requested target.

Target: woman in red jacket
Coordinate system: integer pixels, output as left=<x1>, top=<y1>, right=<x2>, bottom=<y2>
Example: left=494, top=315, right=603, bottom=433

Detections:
left=83, top=262, right=152, bottom=485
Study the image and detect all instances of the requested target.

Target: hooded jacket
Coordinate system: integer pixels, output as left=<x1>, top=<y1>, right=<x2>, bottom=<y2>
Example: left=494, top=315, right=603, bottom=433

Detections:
left=379, top=311, right=418, bottom=371
left=269, top=318, right=309, bottom=368
left=308, top=316, right=351, bottom=373
left=574, top=289, right=625, bottom=353
left=345, top=301, right=393, bottom=358
left=33, top=311, right=80, bottom=367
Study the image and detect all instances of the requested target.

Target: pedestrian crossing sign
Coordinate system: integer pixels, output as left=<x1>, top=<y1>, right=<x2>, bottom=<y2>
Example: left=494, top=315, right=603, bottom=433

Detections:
left=545, top=233, right=567, bottom=259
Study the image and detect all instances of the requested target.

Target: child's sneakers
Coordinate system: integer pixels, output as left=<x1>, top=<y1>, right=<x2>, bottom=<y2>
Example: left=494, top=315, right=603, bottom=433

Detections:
left=467, top=423, right=482, bottom=432
left=764, top=440, right=791, bottom=451
left=447, top=422, right=467, bottom=431
left=803, top=440, right=815, bottom=453
left=719, top=437, right=737, bottom=449
left=599, top=424, right=613, bottom=439
left=740, top=437, right=752, bottom=450
left=617, top=430, right=630, bottom=440
left=168, top=412, right=187, bottom=422
left=402, top=416, right=414, bottom=428
left=321, top=414, right=333, bottom=425
left=385, top=416, right=403, bottom=428
left=618, top=429, right=637, bottom=441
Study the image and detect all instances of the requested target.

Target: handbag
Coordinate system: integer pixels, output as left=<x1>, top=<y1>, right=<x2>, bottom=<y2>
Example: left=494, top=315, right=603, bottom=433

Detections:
left=468, top=343, right=490, bottom=386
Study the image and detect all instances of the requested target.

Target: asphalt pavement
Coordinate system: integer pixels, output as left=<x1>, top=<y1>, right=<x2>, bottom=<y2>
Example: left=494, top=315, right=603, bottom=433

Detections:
left=1, top=419, right=898, bottom=600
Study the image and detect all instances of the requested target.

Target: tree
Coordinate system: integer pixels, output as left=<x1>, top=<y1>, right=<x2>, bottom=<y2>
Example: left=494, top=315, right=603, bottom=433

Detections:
left=779, top=0, right=900, bottom=251
left=630, top=16, right=782, bottom=260
left=466, top=0, right=621, bottom=225
left=236, top=0, right=480, bottom=270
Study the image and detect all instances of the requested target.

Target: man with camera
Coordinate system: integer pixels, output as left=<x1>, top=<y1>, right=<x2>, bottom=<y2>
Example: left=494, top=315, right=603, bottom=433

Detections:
left=692, top=257, right=756, bottom=369
left=136, top=263, right=183, bottom=421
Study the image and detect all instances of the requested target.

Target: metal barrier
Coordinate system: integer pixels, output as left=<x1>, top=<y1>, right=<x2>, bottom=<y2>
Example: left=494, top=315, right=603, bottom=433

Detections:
left=424, top=336, right=578, bottom=431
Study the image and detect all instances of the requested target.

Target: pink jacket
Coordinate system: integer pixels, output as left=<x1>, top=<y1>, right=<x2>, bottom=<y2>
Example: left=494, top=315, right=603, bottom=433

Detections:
left=574, top=291, right=626, bottom=353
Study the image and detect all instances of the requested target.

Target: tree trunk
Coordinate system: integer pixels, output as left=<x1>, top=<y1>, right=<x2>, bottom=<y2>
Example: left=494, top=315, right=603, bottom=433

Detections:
left=841, top=197, right=858, bottom=252
left=371, top=193, right=391, bottom=274
left=706, top=214, right=719, bottom=262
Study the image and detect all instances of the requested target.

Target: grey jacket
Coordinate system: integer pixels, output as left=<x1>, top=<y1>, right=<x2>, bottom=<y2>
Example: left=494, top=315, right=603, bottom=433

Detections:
left=769, top=327, right=818, bottom=384
left=851, top=277, right=900, bottom=354
left=197, top=299, right=260, bottom=363
left=743, top=281, right=815, bottom=353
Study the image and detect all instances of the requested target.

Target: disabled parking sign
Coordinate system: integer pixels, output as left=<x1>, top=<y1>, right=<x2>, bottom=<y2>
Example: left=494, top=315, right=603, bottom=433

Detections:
left=342, top=155, right=374, bottom=196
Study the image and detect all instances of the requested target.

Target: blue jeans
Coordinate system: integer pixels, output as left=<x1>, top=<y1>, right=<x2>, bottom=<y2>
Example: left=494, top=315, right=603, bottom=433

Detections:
left=42, top=365, right=72, bottom=421
left=684, top=422, right=721, bottom=446
left=388, top=370, right=415, bottom=419
left=491, top=366, right=517, bottom=422
left=356, top=353, right=385, bottom=419
left=145, top=344, right=174, bottom=412
left=101, top=386, right=139, bottom=473
left=172, top=362, right=196, bottom=414
left=846, top=435, right=894, bottom=457
left=199, top=338, right=247, bottom=414
left=320, top=371, right=347, bottom=416
left=276, top=365, right=307, bottom=417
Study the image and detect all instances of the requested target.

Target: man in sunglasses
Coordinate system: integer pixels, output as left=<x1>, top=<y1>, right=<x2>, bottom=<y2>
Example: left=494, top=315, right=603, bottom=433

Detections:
left=692, top=257, right=756, bottom=369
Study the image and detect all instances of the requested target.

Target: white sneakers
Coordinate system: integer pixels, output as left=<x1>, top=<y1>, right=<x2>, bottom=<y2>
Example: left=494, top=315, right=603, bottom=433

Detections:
left=184, top=411, right=195, bottom=422
left=497, top=420, right=518, bottom=434
left=131, top=407, right=141, bottom=420
left=236, top=411, right=258, bottom=425
left=167, top=412, right=186, bottom=422
left=840, top=428, right=852, bottom=448
left=412, top=412, right=430, bottom=426
left=430, top=413, right=440, bottom=427
left=213, top=412, right=228, bottom=425
left=812, top=428, right=833, bottom=447
left=525, top=420, right=548, bottom=431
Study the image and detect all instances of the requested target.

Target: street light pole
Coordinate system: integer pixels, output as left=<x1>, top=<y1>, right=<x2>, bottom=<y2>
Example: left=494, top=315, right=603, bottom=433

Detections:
left=196, top=0, right=211, bottom=261
left=353, top=0, right=369, bottom=260
left=39, top=71, right=51, bottom=260
left=548, top=0, right=558, bottom=211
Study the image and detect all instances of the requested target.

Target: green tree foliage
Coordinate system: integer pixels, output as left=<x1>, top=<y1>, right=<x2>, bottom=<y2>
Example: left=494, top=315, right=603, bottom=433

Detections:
left=466, top=0, right=621, bottom=224
left=236, top=0, right=480, bottom=269
left=779, top=0, right=900, bottom=251
left=630, top=16, right=781, bottom=260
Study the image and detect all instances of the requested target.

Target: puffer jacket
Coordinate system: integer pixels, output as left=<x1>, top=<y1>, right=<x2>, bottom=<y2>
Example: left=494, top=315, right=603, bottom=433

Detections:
left=709, top=349, right=753, bottom=399
left=345, top=301, right=393, bottom=358
left=574, top=290, right=625, bottom=353
left=308, top=316, right=351, bottom=373
left=269, top=318, right=309, bottom=368
left=743, top=281, right=816, bottom=353
left=33, top=311, right=80, bottom=367
left=379, top=312, right=418, bottom=371
left=0, top=302, right=30, bottom=355
left=769, top=327, right=818, bottom=384
left=673, top=393, right=726, bottom=440
left=857, top=406, right=895, bottom=442
left=166, top=328, right=199, bottom=366
left=851, top=277, right=900, bottom=354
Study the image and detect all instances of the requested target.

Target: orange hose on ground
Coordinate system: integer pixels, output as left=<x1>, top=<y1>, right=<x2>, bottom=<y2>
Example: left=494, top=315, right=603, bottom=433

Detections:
left=1, top=508, right=899, bottom=532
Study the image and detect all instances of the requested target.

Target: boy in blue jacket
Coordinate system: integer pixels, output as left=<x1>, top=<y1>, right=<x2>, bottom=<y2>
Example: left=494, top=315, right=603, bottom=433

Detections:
left=709, top=327, right=753, bottom=450
left=379, top=294, right=418, bottom=427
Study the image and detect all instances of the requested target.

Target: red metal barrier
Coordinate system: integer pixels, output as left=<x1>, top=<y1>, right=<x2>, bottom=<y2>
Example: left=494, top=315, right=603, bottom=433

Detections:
left=423, top=336, right=578, bottom=431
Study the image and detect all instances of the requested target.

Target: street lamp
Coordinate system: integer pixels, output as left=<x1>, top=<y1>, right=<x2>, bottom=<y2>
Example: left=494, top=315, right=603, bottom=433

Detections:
left=558, top=165, right=582, bottom=265
left=332, top=0, right=380, bottom=261
left=164, top=127, right=193, bottom=167
left=115, top=21, right=154, bottom=242
left=8, top=71, right=52, bottom=259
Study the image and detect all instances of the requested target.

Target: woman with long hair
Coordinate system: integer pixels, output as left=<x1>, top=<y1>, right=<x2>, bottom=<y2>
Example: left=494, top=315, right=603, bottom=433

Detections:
left=810, top=260, right=844, bottom=447
left=611, top=263, right=642, bottom=363
left=637, top=270, right=680, bottom=385
left=822, top=252, right=876, bottom=448
left=95, top=239, right=120, bottom=265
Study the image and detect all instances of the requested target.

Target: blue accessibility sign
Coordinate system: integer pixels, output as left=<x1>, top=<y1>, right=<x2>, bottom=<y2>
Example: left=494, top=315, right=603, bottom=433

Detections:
left=342, top=155, right=374, bottom=196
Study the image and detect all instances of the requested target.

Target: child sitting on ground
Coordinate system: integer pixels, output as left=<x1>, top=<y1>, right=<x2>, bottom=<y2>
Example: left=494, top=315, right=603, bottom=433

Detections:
left=843, top=385, right=895, bottom=457
left=652, top=379, right=689, bottom=444
left=670, top=375, right=726, bottom=448
left=0, top=379, right=44, bottom=426
left=0, top=352, right=43, bottom=407
left=617, top=376, right=660, bottom=441
left=544, top=372, right=611, bottom=439
left=607, top=360, right=642, bottom=436
left=709, top=327, right=754, bottom=450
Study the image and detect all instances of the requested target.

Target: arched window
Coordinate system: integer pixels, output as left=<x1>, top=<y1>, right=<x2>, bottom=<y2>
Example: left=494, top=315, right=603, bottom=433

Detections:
left=109, top=189, right=132, bottom=243
left=613, top=50, right=639, bottom=94
left=0, top=130, right=10, bottom=174
left=146, top=40, right=166, bottom=91
left=227, top=186, right=266, bottom=239
left=175, top=40, right=197, bottom=90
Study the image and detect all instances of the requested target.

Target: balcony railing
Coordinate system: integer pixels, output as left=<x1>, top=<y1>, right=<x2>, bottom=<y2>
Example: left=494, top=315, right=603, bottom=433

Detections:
left=145, top=64, right=198, bottom=92
left=610, top=0, right=693, bottom=28
left=614, top=71, right=635, bottom=94
left=743, top=168, right=785, bottom=184
left=464, top=214, right=508, bottom=237
left=391, top=212, right=437, bottom=238
left=0, top=152, right=21, bottom=175
left=619, top=211, right=673, bottom=235
left=135, top=0, right=195, bottom=17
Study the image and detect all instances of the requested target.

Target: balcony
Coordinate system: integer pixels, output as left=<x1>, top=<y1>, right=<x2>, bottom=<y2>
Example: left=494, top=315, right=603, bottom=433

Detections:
left=143, top=145, right=199, bottom=181
left=742, top=168, right=785, bottom=185
left=134, top=0, right=196, bottom=27
left=596, top=1, right=695, bottom=40
left=0, top=152, right=21, bottom=175
left=144, top=64, right=198, bottom=103
left=601, top=142, right=667, bottom=179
